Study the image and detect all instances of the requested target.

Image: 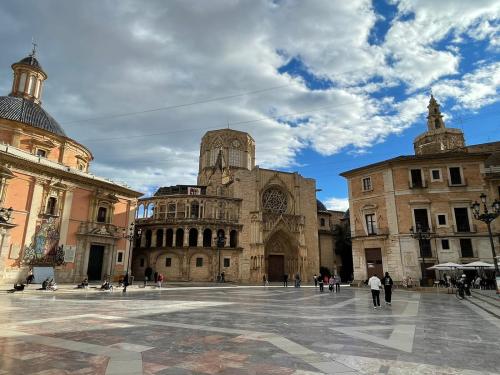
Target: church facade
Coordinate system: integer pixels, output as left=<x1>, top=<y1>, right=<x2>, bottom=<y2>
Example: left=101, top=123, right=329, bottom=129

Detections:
left=133, top=129, right=321, bottom=282
left=0, top=50, right=141, bottom=283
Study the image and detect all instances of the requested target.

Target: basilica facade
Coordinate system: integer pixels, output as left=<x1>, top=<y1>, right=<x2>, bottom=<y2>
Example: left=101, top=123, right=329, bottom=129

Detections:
left=133, top=129, right=321, bottom=282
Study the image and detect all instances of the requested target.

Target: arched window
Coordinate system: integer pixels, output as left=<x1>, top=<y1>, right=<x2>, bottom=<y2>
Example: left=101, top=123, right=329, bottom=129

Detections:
left=28, top=75, right=36, bottom=95
left=136, top=204, right=145, bottom=219
left=229, top=230, right=238, bottom=248
left=320, top=218, right=325, bottom=227
left=189, top=228, right=198, bottom=247
left=216, top=229, right=225, bottom=247
left=145, top=230, right=152, bottom=248
left=191, top=201, right=199, bottom=219
left=156, top=229, right=163, bottom=247
left=175, top=228, right=184, bottom=247
left=18, top=72, right=27, bottom=92
left=203, top=228, right=212, bottom=247
left=434, top=119, right=440, bottom=128
left=46, top=197, right=57, bottom=215
left=262, top=187, right=288, bottom=214
left=146, top=203, right=155, bottom=218
left=166, top=228, right=173, bottom=247
left=97, top=207, right=107, bottom=223
left=229, top=148, right=242, bottom=167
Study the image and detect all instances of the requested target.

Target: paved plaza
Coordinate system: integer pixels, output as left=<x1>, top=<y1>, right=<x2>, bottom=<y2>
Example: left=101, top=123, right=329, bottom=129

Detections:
left=0, top=285, right=499, bottom=375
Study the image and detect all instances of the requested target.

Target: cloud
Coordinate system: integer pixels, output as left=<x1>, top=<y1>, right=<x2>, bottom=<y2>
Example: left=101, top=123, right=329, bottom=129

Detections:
left=323, top=197, right=349, bottom=212
left=0, top=0, right=498, bottom=196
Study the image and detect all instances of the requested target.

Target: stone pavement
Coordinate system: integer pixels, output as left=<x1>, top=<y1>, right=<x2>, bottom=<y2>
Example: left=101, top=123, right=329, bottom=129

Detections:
left=0, top=285, right=499, bottom=374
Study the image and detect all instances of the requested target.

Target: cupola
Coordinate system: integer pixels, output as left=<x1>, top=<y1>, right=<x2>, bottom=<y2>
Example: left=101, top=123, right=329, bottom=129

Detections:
left=9, top=43, right=47, bottom=105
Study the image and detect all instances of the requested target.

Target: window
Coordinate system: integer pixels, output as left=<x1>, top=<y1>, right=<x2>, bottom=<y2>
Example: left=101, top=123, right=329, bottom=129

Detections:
left=117, top=252, right=123, bottom=263
left=140, top=258, right=145, bottom=267
left=365, top=214, right=377, bottom=235
left=413, top=208, right=429, bottom=231
left=46, top=197, right=57, bottom=215
left=229, top=230, right=237, bottom=248
left=36, top=149, right=47, bottom=157
left=441, top=239, right=450, bottom=250
left=203, top=228, right=212, bottom=247
left=167, top=203, right=176, bottom=218
left=362, top=177, right=372, bottom=191
left=320, top=218, right=325, bottom=226
left=28, top=76, right=36, bottom=95
left=165, top=229, right=174, bottom=247
left=410, top=169, right=424, bottom=188
left=454, top=207, right=470, bottom=232
left=434, top=119, right=440, bottom=128
left=156, top=229, right=163, bottom=247
left=431, top=169, right=441, bottom=181
left=229, top=148, right=242, bottom=167
left=166, top=257, right=171, bottom=267
left=460, top=239, right=473, bottom=258
left=145, top=230, right=152, bottom=248
left=224, top=258, right=230, bottom=268
left=190, top=201, right=199, bottom=218
left=449, top=167, right=462, bottom=185
left=196, top=257, right=203, bottom=267
left=437, top=214, right=447, bottom=226
left=262, top=188, right=288, bottom=213
left=18, top=72, right=26, bottom=92
left=420, top=239, right=432, bottom=257
left=189, top=228, right=198, bottom=247
left=175, top=228, right=184, bottom=247
left=97, top=207, right=107, bottom=223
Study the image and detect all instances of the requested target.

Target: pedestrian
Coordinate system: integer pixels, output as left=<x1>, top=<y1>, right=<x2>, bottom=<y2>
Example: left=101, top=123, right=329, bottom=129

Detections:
left=335, top=274, right=341, bottom=293
left=368, top=273, right=382, bottom=309
left=26, top=268, right=34, bottom=285
left=294, top=273, right=301, bottom=288
left=283, top=273, right=288, bottom=287
left=221, top=271, right=225, bottom=283
left=144, top=266, right=153, bottom=287
left=263, top=274, right=269, bottom=286
left=382, top=272, right=393, bottom=305
left=318, top=275, right=324, bottom=292
left=328, top=276, right=334, bottom=292
left=157, top=273, right=163, bottom=288
left=123, top=272, right=129, bottom=292
left=313, top=274, right=318, bottom=288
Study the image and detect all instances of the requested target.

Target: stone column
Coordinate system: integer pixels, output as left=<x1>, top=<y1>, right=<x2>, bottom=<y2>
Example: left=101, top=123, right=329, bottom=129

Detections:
left=23, top=178, right=45, bottom=249
left=183, top=227, right=189, bottom=247
left=197, top=228, right=203, bottom=248
left=58, top=187, right=74, bottom=245
left=172, top=230, right=177, bottom=248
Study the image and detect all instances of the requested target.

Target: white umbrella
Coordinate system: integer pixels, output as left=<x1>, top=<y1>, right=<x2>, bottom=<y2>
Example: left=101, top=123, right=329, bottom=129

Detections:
left=427, top=262, right=462, bottom=270
left=461, top=261, right=495, bottom=269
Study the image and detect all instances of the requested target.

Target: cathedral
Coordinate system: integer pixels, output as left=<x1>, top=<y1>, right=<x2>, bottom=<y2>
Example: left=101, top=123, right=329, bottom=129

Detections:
left=133, top=129, right=326, bottom=283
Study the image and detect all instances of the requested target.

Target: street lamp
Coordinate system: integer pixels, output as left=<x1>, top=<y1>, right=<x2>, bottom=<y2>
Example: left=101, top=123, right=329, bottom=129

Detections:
left=410, top=224, right=432, bottom=286
left=215, top=232, right=226, bottom=282
left=471, top=193, right=500, bottom=276
left=122, top=223, right=142, bottom=281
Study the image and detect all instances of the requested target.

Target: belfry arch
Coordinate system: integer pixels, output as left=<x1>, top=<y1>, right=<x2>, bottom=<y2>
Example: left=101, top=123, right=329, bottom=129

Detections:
left=264, top=229, right=299, bottom=282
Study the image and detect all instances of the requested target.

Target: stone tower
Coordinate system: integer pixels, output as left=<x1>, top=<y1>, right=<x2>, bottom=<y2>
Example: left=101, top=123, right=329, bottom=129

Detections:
left=413, top=95, right=466, bottom=155
left=197, top=129, right=256, bottom=189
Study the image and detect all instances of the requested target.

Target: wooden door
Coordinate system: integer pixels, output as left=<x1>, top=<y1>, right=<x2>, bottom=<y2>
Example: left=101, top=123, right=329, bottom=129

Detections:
left=267, top=255, right=284, bottom=282
left=365, top=248, right=383, bottom=279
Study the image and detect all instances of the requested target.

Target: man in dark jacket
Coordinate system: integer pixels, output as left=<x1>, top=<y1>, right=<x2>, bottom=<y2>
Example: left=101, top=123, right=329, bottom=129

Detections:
left=383, top=272, right=393, bottom=305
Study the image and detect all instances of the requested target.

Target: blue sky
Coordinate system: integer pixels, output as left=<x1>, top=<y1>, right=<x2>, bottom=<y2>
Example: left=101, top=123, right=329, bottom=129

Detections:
left=0, top=0, right=498, bottom=209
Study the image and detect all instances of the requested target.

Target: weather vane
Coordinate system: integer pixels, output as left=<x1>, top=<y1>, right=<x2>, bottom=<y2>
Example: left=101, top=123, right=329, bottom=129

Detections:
left=31, top=37, right=37, bottom=57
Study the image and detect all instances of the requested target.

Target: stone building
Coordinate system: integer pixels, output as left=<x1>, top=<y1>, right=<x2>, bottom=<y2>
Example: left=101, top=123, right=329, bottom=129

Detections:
left=317, top=200, right=347, bottom=276
left=0, top=50, right=141, bottom=283
left=341, top=95, right=500, bottom=285
left=133, top=128, right=320, bottom=282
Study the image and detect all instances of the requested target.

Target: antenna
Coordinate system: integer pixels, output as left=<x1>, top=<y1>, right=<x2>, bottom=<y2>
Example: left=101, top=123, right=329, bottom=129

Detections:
left=227, top=120, right=230, bottom=129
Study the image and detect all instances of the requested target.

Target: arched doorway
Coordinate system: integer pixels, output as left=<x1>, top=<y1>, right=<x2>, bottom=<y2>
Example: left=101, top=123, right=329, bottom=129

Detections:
left=264, top=230, right=299, bottom=282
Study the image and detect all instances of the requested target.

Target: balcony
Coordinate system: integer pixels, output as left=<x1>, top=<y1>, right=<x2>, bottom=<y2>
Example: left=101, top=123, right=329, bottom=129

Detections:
left=453, top=223, right=477, bottom=233
left=78, top=222, right=120, bottom=238
left=353, top=227, right=389, bottom=238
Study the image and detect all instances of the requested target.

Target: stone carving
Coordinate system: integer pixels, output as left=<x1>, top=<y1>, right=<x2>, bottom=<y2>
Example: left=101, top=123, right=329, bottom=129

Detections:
left=262, top=188, right=287, bottom=214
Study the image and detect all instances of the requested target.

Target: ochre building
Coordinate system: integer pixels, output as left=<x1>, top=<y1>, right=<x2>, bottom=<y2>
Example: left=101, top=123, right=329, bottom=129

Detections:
left=133, top=129, right=322, bottom=282
left=341, top=96, right=500, bottom=285
left=0, top=51, right=141, bottom=283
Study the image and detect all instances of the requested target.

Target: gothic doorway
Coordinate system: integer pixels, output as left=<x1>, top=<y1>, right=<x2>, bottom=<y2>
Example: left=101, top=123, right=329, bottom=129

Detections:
left=88, top=245, right=105, bottom=280
left=265, top=230, right=299, bottom=282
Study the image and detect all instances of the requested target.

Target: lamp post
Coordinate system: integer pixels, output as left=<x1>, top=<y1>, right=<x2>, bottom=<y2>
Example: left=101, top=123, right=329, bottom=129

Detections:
left=122, top=223, right=142, bottom=281
left=215, top=232, right=226, bottom=282
left=471, top=193, right=500, bottom=276
left=410, top=224, right=432, bottom=286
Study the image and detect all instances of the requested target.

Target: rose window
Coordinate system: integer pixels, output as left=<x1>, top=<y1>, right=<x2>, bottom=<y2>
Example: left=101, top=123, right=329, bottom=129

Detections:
left=262, top=188, right=288, bottom=214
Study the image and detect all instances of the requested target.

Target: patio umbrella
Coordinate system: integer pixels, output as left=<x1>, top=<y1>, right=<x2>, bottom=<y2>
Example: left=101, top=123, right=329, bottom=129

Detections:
left=427, top=262, right=462, bottom=270
left=460, top=261, right=495, bottom=269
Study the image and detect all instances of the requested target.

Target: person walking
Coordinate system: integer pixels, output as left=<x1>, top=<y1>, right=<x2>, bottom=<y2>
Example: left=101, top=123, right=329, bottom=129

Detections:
left=328, top=276, right=334, bottom=292
left=294, top=273, right=301, bottom=288
left=313, top=274, right=318, bottom=288
left=283, top=273, right=288, bottom=287
left=368, top=274, right=382, bottom=309
left=157, top=273, right=163, bottom=288
left=382, top=272, right=393, bottom=305
left=122, top=272, right=129, bottom=293
left=263, top=274, right=269, bottom=287
left=335, top=274, right=341, bottom=293
left=318, top=275, right=324, bottom=292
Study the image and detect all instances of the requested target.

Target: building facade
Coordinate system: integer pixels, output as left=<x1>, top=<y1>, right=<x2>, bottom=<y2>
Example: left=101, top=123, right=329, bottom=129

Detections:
left=341, top=96, right=500, bottom=285
left=133, top=128, right=321, bottom=282
left=0, top=51, right=141, bottom=283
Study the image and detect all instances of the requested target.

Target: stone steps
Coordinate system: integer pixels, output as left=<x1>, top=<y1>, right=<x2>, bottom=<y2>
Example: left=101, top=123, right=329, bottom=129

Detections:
left=468, top=291, right=500, bottom=318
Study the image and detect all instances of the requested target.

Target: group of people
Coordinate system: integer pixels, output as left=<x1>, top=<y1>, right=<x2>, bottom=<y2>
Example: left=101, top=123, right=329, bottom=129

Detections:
left=314, top=274, right=341, bottom=293
left=367, top=272, right=393, bottom=309
left=144, top=267, right=165, bottom=288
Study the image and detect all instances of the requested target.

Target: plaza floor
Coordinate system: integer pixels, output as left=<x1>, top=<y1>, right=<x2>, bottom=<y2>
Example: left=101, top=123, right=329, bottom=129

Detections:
left=0, top=285, right=499, bottom=375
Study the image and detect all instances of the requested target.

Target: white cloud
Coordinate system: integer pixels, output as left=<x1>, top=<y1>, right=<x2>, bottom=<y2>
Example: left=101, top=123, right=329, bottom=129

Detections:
left=323, top=197, right=350, bottom=212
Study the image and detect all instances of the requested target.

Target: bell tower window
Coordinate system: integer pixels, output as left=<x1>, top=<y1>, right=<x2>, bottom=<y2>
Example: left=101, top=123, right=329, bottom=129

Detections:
left=18, top=73, right=27, bottom=92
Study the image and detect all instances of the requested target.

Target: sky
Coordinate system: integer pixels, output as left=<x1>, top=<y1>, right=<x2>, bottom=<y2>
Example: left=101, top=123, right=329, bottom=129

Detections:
left=0, top=0, right=499, bottom=211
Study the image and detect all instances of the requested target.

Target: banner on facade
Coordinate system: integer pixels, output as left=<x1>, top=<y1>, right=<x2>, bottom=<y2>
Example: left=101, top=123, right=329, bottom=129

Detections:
left=187, top=187, right=201, bottom=195
left=63, top=245, right=76, bottom=263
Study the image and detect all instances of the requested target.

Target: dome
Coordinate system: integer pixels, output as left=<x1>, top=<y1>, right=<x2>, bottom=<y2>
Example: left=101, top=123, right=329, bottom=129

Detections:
left=0, top=96, right=66, bottom=136
left=16, top=55, right=43, bottom=70
left=316, top=199, right=327, bottom=212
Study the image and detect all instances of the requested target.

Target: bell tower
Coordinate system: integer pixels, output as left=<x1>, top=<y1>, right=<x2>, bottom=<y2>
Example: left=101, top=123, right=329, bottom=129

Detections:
left=413, top=95, right=466, bottom=155
left=9, top=42, right=47, bottom=105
